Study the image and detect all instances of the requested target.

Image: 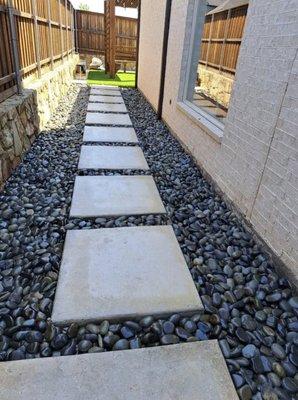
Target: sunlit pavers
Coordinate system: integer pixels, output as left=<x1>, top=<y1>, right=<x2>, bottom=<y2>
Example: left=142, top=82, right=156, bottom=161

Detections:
left=90, top=84, right=119, bottom=90
left=78, top=145, right=149, bottom=170
left=87, top=102, right=128, bottom=113
left=83, top=126, right=138, bottom=143
left=52, top=225, right=202, bottom=324
left=90, top=87, right=121, bottom=96
left=89, top=95, right=124, bottom=103
left=0, top=341, right=238, bottom=400
left=86, top=112, right=132, bottom=126
left=69, top=175, right=166, bottom=217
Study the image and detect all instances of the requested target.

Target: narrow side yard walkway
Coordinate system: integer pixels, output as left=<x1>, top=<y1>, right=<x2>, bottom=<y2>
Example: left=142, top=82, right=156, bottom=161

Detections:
left=0, top=84, right=297, bottom=400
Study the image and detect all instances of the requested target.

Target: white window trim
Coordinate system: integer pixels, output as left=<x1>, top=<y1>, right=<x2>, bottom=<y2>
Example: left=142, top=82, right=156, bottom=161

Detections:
left=177, top=0, right=224, bottom=143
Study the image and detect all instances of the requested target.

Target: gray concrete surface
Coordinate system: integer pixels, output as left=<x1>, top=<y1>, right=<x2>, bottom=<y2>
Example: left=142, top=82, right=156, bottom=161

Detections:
left=90, top=85, right=119, bottom=90
left=52, top=225, right=202, bottom=324
left=0, top=341, right=238, bottom=400
left=87, top=102, right=128, bottom=113
left=89, top=95, right=124, bottom=103
left=69, top=175, right=166, bottom=217
left=78, top=145, right=149, bottom=170
left=83, top=126, right=138, bottom=143
left=86, top=112, right=132, bottom=126
left=90, top=88, right=121, bottom=96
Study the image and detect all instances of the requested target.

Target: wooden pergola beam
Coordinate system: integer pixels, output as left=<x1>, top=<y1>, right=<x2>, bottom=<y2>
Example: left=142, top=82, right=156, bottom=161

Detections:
left=104, top=0, right=139, bottom=78
left=104, top=0, right=116, bottom=78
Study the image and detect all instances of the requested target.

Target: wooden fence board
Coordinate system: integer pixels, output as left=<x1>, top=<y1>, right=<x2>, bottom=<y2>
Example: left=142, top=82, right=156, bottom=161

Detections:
left=199, top=5, right=248, bottom=75
left=0, top=0, right=74, bottom=102
left=76, top=9, right=137, bottom=62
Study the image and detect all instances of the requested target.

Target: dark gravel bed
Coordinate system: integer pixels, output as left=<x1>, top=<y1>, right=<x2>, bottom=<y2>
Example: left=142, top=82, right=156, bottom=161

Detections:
left=68, top=214, right=170, bottom=230
left=77, top=168, right=151, bottom=176
left=83, top=142, right=138, bottom=146
left=0, top=85, right=297, bottom=400
left=121, top=88, right=298, bottom=400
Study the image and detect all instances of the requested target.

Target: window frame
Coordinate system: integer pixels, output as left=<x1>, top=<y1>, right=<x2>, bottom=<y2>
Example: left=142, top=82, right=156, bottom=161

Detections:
left=177, top=0, right=225, bottom=142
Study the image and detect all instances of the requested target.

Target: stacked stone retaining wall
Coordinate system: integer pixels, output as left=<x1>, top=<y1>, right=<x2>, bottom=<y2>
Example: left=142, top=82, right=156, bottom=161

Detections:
left=0, top=54, right=79, bottom=187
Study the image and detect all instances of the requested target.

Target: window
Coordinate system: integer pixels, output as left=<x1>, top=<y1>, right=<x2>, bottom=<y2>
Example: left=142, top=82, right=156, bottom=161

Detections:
left=179, top=0, right=248, bottom=139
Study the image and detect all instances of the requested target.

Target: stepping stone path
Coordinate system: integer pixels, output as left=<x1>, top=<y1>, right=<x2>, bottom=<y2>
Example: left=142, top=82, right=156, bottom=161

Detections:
left=52, top=226, right=203, bottom=324
left=0, top=342, right=238, bottom=400
left=83, top=126, right=138, bottom=143
left=86, top=112, right=132, bottom=126
left=90, top=87, right=121, bottom=96
left=87, top=102, right=128, bottom=112
left=69, top=175, right=166, bottom=217
left=89, top=94, right=124, bottom=103
left=78, top=145, right=149, bottom=170
left=2, top=85, right=238, bottom=399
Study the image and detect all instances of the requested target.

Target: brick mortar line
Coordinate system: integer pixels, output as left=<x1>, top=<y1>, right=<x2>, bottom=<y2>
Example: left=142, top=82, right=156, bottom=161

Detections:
left=248, top=47, right=298, bottom=220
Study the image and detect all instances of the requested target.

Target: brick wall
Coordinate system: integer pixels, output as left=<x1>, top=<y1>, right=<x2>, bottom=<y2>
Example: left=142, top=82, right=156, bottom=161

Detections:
left=138, top=0, right=298, bottom=280
left=251, top=49, right=298, bottom=272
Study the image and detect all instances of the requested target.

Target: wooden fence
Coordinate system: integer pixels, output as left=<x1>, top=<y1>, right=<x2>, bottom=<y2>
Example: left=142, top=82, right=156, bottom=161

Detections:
left=199, top=5, right=248, bottom=75
left=76, top=10, right=137, bottom=62
left=0, top=0, right=75, bottom=102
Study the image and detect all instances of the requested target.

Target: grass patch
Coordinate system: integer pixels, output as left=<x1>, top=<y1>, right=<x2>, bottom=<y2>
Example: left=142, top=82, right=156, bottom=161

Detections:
left=87, top=70, right=135, bottom=88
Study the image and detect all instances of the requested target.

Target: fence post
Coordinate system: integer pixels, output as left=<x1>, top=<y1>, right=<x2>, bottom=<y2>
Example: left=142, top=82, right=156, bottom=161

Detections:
left=70, top=4, right=74, bottom=52
left=58, top=0, right=64, bottom=63
left=65, top=0, right=69, bottom=60
left=47, top=0, right=54, bottom=70
left=32, top=0, right=41, bottom=78
left=7, top=0, right=22, bottom=94
left=74, top=9, right=78, bottom=52
left=219, top=9, right=231, bottom=73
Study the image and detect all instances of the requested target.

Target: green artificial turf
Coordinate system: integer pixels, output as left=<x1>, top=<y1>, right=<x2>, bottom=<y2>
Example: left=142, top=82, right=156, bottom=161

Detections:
left=87, top=70, right=135, bottom=88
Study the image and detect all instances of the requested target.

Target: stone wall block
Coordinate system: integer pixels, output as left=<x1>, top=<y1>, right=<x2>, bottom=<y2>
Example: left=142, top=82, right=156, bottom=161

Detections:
left=1, top=127, right=14, bottom=150
left=12, top=121, right=23, bottom=157
left=7, top=108, right=17, bottom=121
left=23, top=134, right=31, bottom=150
left=1, top=157, right=11, bottom=182
left=0, top=54, right=79, bottom=187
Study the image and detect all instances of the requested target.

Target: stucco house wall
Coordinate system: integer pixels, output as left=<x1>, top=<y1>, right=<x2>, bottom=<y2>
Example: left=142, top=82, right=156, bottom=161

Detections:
left=138, top=0, right=167, bottom=110
left=138, top=0, right=298, bottom=280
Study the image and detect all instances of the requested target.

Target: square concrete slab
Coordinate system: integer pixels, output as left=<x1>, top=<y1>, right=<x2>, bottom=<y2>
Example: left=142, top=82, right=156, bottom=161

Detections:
left=86, top=112, right=132, bottom=126
left=90, top=88, right=121, bottom=96
left=78, top=145, right=149, bottom=170
left=83, top=126, right=138, bottom=143
left=87, top=102, right=128, bottom=113
left=90, top=85, right=118, bottom=90
left=0, top=341, right=238, bottom=400
left=52, top=225, right=203, bottom=324
left=89, top=95, right=124, bottom=103
left=69, top=175, right=165, bottom=217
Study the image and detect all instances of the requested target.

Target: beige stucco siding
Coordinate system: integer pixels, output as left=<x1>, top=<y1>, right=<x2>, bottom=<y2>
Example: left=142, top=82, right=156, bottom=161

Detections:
left=138, top=0, right=166, bottom=110
left=138, top=0, right=298, bottom=279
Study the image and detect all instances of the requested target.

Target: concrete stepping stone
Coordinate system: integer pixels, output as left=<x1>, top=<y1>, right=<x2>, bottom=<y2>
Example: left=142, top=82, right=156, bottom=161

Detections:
left=90, top=84, right=118, bottom=90
left=87, top=102, right=128, bottom=113
left=69, top=175, right=165, bottom=217
left=78, top=145, right=149, bottom=170
left=52, top=225, right=202, bottom=324
left=0, top=341, right=238, bottom=400
left=89, top=95, right=124, bottom=103
left=83, top=126, right=138, bottom=143
left=86, top=112, right=132, bottom=126
left=90, top=88, right=121, bottom=96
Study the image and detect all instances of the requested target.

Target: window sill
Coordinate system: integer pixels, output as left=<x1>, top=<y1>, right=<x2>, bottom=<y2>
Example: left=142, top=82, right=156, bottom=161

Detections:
left=177, top=101, right=223, bottom=144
